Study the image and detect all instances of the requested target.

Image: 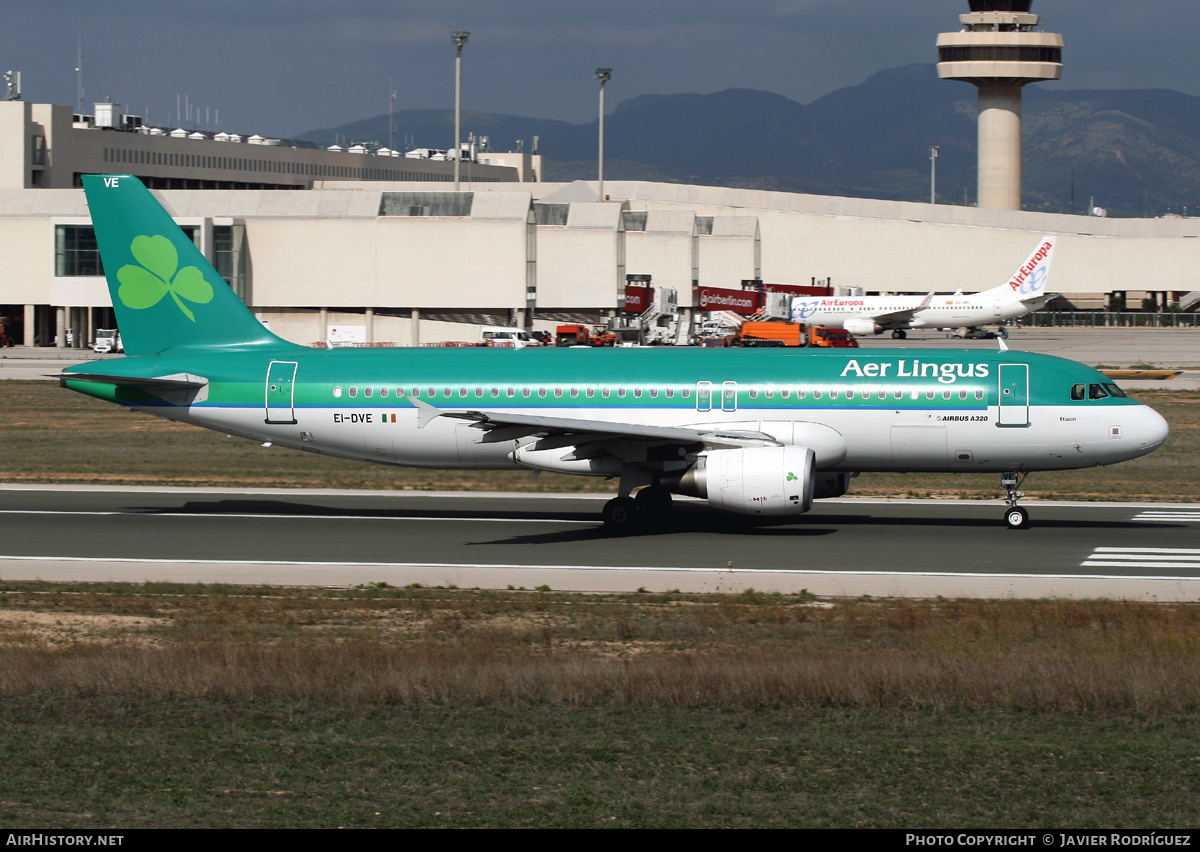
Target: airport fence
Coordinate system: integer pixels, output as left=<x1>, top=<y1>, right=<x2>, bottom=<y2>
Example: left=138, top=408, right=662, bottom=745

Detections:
left=1024, top=312, right=1200, bottom=328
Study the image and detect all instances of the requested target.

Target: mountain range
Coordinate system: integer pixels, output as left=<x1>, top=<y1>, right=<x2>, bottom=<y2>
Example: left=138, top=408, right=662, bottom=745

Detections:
left=296, top=64, right=1200, bottom=218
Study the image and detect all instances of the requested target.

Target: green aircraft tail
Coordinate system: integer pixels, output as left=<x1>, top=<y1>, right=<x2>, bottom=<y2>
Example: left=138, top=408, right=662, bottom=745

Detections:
left=82, top=174, right=296, bottom=356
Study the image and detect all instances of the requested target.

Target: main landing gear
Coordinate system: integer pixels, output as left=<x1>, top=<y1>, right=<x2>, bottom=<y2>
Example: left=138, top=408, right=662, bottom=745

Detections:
left=1001, top=471, right=1030, bottom=529
left=602, top=485, right=674, bottom=532
left=891, top=329, right=907, bottom=340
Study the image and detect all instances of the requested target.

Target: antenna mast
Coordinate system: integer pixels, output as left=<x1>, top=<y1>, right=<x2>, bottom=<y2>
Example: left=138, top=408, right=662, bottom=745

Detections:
left=76, top=26, right=83, bottom=114
left=388, top=75, right=396, bottom=151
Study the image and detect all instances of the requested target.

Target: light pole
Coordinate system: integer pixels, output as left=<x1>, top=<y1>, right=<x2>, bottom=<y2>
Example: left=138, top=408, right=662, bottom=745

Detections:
left=596, top=67, right=612, bottom=201
left=451, top=29, right=470, bottom=190
left=929, top=145, right=939, bottom=205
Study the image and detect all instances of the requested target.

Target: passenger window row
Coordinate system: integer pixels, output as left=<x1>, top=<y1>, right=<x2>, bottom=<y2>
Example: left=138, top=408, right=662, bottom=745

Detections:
left=330, top=385, right=987, bottom=402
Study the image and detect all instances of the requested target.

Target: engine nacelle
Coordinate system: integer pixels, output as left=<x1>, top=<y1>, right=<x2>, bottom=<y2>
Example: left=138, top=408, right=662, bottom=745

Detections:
left=843, top=316, right=882, bottom=336
left=672, top=446, right=815, bottom=516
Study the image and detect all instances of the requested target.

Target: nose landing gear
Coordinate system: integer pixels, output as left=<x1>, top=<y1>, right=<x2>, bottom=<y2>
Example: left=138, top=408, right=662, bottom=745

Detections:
left=1001, top=471, right=1030, bottom=529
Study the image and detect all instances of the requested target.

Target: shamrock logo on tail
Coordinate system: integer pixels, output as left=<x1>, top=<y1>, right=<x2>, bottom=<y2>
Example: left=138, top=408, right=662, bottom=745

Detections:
left=117, top=235, right=213, bottom=322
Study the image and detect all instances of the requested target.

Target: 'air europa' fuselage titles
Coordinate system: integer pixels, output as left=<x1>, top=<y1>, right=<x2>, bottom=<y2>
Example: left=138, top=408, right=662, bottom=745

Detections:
left=60, top=175, right=1170, bottom=530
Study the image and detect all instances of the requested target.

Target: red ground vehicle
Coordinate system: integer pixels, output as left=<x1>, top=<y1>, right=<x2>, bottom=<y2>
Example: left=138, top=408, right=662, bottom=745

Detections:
left=555, top=324, right=617, bottom=346
left=807, top=326, right=859, bottom=348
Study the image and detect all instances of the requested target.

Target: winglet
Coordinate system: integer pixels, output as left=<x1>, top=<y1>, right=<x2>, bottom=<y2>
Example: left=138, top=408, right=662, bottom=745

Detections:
left=409, top=397, right=446, bottom=428
left=997, top=337, right=1009, bottom=352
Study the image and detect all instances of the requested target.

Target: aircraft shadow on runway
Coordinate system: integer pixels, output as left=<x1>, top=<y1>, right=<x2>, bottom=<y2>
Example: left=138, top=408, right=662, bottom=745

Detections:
left=129, top=499, right=601, bottom=524
left=469, top=506, right=1164, bottom=546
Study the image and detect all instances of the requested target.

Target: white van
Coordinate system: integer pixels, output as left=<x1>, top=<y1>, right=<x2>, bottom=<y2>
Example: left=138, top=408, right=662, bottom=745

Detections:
left=92, top=328, right=123, bottom=354
left=480, top=326, right=536, bottom=349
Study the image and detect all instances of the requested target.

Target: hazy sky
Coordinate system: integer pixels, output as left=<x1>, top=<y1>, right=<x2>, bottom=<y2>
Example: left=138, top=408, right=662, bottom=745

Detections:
left=4, top=1, right=1197, bottom=139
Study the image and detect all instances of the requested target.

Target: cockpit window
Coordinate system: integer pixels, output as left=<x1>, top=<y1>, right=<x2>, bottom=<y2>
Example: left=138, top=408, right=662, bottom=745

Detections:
left=1089, top=383, right=1109, bottom=400
left=1103, top=383, right=1128, bottom=399
left=1071, top=383, right=1086, bottom=401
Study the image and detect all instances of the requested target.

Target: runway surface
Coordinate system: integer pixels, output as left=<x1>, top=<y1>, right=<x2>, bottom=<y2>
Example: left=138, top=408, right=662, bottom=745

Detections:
left=2, top=485, right=1199, bottom=599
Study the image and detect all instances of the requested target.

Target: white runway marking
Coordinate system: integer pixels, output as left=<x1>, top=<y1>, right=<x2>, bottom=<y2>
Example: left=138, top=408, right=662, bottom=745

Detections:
left=1132, top=511, right=1200, bottom=523
left=1082, top=547, right=1200, bottom=570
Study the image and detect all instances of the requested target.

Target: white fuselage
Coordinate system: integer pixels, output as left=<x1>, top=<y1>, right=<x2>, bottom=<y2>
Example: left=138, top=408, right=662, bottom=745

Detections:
left=155, top=377, right=1167, bottom=477
left=792, top=287, right=1021, bottom=333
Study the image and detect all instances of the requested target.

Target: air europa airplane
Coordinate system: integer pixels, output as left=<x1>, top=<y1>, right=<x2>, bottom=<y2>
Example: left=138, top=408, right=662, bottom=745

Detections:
left=60, top=175, right=1168, bottom=531
left=791, top=236, right=1057, bottom=339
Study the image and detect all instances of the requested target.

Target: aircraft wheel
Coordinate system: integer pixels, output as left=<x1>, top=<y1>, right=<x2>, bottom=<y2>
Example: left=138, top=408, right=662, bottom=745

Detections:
left=892, top=329, right=907, bottom=340
left=1004, top=506, right=1030, bottom=529
left=602, top=496, right=639, bottom=531
left=635, top=486, right=673, bottom=522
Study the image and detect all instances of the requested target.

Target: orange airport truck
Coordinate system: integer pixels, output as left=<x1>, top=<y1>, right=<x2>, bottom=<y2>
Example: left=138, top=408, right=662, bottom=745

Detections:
left=731, top=321, right=858, bottom=348
left=735, top=321, right=804, bottom=347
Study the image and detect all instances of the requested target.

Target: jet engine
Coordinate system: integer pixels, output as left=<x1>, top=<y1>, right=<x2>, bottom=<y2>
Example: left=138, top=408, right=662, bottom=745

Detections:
left=670, top=445, right=815, bottom=516
left=843, top=317, right=882, bottom=336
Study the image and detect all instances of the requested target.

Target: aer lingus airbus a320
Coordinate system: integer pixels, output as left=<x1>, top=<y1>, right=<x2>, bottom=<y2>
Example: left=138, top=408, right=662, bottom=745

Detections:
left=60, top=175, right=1168, bottom=530
left=792, top=235, right=1057, bottom=338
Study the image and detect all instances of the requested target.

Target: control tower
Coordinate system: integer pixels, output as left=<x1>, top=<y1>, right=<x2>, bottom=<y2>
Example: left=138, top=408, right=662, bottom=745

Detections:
left=937, top=1, right=1062, bottom=210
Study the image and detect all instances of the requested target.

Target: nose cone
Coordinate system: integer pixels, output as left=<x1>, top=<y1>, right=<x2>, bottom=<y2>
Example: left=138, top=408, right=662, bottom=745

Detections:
left=1135, top=404, right=1170, bottom=455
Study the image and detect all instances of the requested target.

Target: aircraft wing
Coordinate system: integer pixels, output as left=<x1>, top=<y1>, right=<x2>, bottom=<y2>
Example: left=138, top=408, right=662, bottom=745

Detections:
left=856, top=292, right=934, bottom=328
left=411, top=398, right=782, bottom=451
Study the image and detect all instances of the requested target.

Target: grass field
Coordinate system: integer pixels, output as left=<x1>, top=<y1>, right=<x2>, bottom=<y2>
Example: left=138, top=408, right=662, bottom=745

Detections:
left=2, top=381, right=1197, bottom=501
left=1, top=583, right=1199, bottom=828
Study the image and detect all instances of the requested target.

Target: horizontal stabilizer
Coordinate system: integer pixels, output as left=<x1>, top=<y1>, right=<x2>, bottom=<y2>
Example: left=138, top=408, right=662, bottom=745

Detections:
left=54, top=372, right=208, bottom=391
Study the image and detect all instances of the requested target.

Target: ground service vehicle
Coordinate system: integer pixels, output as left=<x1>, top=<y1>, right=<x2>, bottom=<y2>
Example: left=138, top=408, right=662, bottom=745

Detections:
left=92, top=328, right=123, bottom=354
left=480, top=326, right=537, bottom=348
left=734, top=322, right=805, bottom=347
left=807, top=326, right=858, bottom=348
left=60, top=175, right=1169, bottom=532
left=555, top=325, right=616, bottom=347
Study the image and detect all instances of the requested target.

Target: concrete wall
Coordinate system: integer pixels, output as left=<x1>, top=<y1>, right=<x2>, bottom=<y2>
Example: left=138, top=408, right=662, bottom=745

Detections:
left=624, top=210, right=696, bottom=294
left=699, top=216, right=760, bottom=288
left=594, top=181, right=1200, bottom=299
left=536, top=203, right=624, bottom=309
left=4, top=177, right=1200, bottom=350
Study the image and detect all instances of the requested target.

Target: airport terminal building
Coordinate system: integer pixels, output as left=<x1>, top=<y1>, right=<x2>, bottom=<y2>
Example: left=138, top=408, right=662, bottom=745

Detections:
left=2, top=98, right=1198, bottom=349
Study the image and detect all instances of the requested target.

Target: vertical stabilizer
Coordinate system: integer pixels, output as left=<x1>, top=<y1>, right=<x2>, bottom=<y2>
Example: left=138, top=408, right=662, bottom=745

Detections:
left=82, top=174, right=294, bottom=355
left=997, top=235, right=1056, bottom=306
